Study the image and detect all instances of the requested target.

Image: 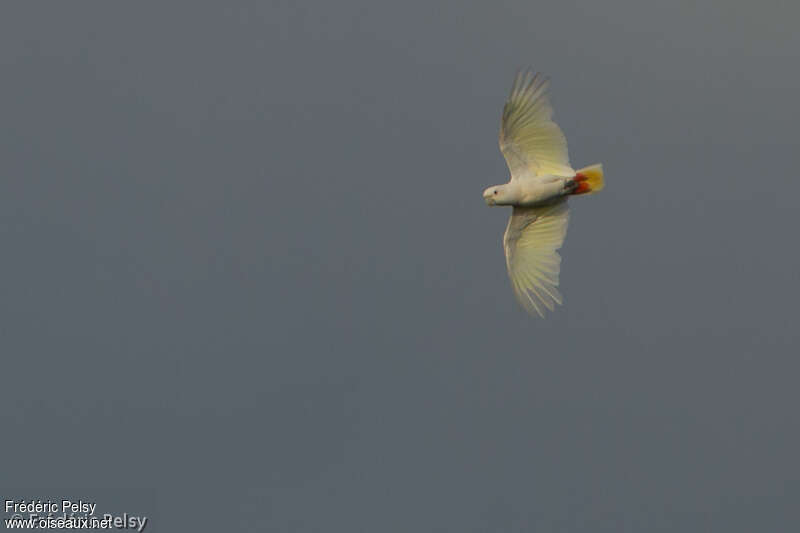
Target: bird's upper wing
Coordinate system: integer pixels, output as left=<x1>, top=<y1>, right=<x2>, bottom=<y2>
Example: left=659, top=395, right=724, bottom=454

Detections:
left=499, top=70, right=574, bottom=179
left=503, top=199, right=570, bottom=317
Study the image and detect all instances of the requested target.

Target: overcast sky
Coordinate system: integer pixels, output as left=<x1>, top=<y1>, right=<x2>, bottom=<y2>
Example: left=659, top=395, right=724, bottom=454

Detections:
left=2, top=1, right=799, bottom=531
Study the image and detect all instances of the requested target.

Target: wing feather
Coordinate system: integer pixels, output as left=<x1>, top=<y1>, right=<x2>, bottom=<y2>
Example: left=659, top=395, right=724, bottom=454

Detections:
left=503, top=200, right=570, bottom=317
left=499, top=69, right=574, bottom=179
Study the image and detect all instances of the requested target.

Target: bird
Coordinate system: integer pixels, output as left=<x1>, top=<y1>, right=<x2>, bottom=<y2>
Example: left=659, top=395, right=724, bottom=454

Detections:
left=483, top=69, right=605, bottom=317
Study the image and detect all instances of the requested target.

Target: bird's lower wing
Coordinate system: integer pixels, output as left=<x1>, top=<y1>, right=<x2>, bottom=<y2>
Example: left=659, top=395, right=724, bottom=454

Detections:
left=503, top=200, right=570, bottom=317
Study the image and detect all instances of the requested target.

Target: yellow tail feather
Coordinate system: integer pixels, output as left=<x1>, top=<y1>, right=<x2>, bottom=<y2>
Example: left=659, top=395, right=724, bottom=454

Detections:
left=573, top=163, right=604, bottom=194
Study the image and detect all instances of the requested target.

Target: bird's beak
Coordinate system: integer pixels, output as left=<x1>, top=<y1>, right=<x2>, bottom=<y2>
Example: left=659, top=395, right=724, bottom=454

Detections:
left=483, top=191, right=496, bottom=205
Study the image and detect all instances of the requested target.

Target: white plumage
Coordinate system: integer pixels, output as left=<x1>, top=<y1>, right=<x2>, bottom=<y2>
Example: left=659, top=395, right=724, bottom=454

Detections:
left=499, top=71, right=574, bottom=178
left=483, top=69, right=605, bottom=317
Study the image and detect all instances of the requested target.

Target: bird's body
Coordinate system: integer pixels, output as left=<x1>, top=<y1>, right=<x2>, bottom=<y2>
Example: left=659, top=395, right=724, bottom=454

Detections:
left=483, top=69, right=605, bottom=317
left=487, top=173, right=571, bottom=207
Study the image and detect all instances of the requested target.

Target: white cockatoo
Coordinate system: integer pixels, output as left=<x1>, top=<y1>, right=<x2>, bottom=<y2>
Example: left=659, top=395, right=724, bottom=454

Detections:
left=483, top=69, right=605, bottom=317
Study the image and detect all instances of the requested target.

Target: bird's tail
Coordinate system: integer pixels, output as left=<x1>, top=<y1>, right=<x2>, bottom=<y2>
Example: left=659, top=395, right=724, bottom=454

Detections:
left=570, top=164, right=604, bottom=195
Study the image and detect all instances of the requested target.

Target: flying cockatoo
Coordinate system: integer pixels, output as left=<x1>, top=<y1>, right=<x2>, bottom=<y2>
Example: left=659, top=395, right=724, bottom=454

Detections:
left=483, top=69, right=604, bottom=317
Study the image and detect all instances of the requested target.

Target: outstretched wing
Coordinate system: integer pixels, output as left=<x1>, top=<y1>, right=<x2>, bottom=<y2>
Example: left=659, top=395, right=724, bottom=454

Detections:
left=499, top=69, right=574, bottom=179
left=503, top=200, right=570, bottom=317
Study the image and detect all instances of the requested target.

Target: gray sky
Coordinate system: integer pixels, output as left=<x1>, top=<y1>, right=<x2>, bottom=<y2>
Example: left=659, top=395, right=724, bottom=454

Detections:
left=2, top=1, right=799, bottom=531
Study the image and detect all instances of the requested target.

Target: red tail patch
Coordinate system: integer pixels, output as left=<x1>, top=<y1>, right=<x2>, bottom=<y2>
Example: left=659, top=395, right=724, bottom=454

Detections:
left=571, top=173, right=592, bottom=195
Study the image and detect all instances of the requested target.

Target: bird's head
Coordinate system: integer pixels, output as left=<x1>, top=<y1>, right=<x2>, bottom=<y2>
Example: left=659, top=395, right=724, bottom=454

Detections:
left=483, top=184, right=512, bottom=206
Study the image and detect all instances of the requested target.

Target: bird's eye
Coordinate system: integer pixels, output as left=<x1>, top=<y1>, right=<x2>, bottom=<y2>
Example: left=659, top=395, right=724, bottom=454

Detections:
left=493, top=190, right=498, bottom=195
